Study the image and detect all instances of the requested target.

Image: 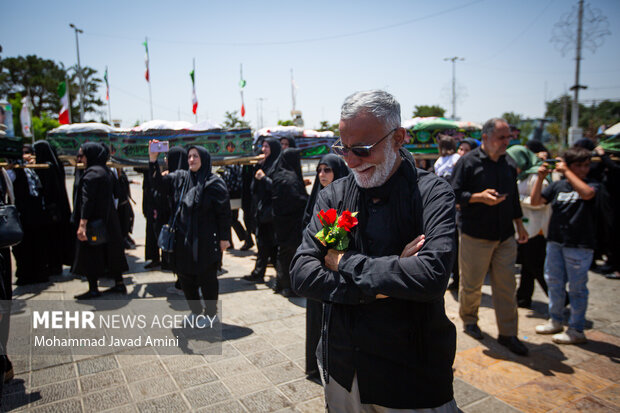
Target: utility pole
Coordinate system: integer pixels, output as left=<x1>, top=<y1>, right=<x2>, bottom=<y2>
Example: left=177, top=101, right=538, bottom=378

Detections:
left=443, top=57, right=464, bottom=120
left=69, top=23, right=85, bottom=122
left=569, top=0, right=586, bottom=144
left=258, top=98, right=267, bottom=129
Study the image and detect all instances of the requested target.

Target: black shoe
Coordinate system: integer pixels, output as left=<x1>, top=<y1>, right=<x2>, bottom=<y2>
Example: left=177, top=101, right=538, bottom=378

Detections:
left=498, top=335, right=529, bottom=356
left=517, top=299, right=532, bottom=309
left=242, top=274, right=264, bottom=283
left=280, top=288, right=297, bottom=298
left=102, top=284, right=127, bottom=295
left=464, top=323, right=484, bottom=340
left=74, top=290, right=102, bottom=300
left=240, top=240, right=255, bottom=251
left=144, top=261, right=161, bottom=269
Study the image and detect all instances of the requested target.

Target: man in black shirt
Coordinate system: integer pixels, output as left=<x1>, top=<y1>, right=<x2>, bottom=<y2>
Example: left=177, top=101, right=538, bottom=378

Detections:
left=291, top=90, right=457, bottom=411
left=450, top=118, right=529, bottom=356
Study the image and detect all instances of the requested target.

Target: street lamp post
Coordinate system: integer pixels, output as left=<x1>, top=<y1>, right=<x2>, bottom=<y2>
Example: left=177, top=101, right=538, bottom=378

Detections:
left=69, top=23, right=85, bottom=123
left=443, top=56, right=464, bottom=120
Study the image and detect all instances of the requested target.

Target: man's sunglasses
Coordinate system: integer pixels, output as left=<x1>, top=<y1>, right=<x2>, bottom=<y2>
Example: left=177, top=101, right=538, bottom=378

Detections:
left=317, top=167, right=332, bottom=174
left=331, top=128, right=398, bottom=158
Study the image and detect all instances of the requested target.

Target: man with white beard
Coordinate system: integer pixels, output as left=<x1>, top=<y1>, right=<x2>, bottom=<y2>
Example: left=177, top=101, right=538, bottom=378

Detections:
left=291, top=90, right=458, bottom=412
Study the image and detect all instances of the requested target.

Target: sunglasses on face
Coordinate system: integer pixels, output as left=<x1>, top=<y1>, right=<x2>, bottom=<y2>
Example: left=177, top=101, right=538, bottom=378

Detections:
left=331, top=128, right=398, bottom=158
left=317, top=167, right=332, bottom=174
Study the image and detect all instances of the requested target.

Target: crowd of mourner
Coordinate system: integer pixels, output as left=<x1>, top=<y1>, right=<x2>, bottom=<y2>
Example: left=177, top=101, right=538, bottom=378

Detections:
left=0, top=90, right=618, bottom=411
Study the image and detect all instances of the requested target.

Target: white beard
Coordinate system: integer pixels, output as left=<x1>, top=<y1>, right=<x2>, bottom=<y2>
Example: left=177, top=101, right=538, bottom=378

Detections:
left=351, top=137, right=398, bottom=188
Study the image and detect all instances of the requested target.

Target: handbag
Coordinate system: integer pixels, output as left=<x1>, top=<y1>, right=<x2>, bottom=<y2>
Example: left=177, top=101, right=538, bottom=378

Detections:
left=158, top=182, right=186, bottom=253
left=0, top=204, right=23, bottom=248
left=86, top=219, right=108, bottom=245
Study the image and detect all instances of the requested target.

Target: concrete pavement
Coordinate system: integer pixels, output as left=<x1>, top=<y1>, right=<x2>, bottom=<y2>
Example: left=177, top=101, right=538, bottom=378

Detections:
left=1, top=174, right=619, bottom=412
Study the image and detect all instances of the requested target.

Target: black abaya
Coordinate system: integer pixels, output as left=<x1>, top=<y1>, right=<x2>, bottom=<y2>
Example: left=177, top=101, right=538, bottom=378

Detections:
left=302, top=153, right=350, bottom=376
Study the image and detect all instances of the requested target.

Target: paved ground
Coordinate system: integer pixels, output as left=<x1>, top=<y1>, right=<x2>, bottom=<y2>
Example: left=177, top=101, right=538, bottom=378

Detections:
left=1, top=173, right=619, bottom=412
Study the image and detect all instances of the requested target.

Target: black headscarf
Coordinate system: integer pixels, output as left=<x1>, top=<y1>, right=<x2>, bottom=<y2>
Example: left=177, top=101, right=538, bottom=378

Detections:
left=525, top=139, right=548, bottom=155
left=574, top=138, right=596, bottom=151
left=178, top=146, right=219, bottom=261
left=303, top=154, right=350, bottom=226
left=280, top=136, right=297, bottom=148
left=272, top=148, right=308, bottom=218
left=261, top=138, right=282, bottom=176
left=460, top=138, right=479, bottom=150
left=167, top=146, right=189, bottom=172
left=81, top=142, right=109, bottom=168
left=34, top=140, right=64, bottom=180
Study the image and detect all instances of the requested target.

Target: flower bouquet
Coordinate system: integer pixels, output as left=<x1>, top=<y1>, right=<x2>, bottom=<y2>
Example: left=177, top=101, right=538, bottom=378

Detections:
left=315, top=208, right=358, bottom=251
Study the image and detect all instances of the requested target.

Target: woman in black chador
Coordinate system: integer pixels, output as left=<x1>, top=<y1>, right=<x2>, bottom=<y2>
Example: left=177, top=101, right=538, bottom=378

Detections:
left=243, top=138, right=281, bottom=283
left=302, top=153, right=350, bottom=380
left=11, top=145, right=48, bottom=284
left=149, top=143, right=231, bottom=318
left=33, top=140, right=74, bottom=275
left=72, top=143, right=128, bottom=299
left=271, top=148, right=308, bottom=296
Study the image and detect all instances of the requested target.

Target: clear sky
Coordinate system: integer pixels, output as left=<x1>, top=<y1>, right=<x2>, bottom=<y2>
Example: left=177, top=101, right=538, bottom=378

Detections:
left=2, top=0, right=619, bottom=130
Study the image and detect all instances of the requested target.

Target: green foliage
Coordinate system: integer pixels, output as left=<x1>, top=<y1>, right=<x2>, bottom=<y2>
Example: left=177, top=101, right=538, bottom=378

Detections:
left=277, top=119, right=295, bottom=126
left=318, top=120, right=339, bottom=133
left=413, top=105, right=446, bottom=118
left=0, top=55, right=103, bottom=123
left=545, top=95, right=620, bottom=137
left=222, top=110, right=251, bottom=128
left=32, top=112, right=60, bottom=139
left=501, top=112, right=523, bottom=127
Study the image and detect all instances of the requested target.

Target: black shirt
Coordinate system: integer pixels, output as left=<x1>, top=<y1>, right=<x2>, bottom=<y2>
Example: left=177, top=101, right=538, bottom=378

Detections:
left=291, top=152, right=457, bottom=409
left=450, top=146, right=522, bottom=241
left=542, top=178, right=599, bottom=249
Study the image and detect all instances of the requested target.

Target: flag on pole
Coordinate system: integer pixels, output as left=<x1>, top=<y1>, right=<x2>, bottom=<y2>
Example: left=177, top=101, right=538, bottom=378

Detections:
left=57, top=81, right=70, bottom=124
left=143, top=39, right=150, bottom=82
left=190, top=69, right=198, bottom=115
left=20, top=96, right=33, bottom=137
left=239, top=77, right=246, bottom=117
left=104, top=67, right=110, bottom=101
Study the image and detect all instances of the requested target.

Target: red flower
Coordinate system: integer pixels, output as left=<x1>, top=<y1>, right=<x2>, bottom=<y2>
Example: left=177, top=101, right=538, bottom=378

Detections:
left=337, top=210, right=358, bottom=232
left=317, top=209, right=337, bottom=226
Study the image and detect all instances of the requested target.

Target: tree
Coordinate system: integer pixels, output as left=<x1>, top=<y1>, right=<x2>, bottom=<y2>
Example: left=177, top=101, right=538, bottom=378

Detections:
left=413, top=105, right=446, bottom=118
left=545, top=95, right=620, bottom=137
left=501, top=112, right=523, bottom=127
left=67, top=65, right=104, bottom=122
left=0, top=55, right=66, bottom=118
left=222, top=110, right=250, bottom=128
left=0, top=55, right=103, bottom=122
left=277, top=119, right=295, bottom=126
left=318, top=120, right=339, bottom=133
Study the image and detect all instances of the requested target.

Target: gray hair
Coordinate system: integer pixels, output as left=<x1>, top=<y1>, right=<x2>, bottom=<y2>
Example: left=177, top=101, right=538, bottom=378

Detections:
left=340, top=90, right=401, bottom=130
left=482, top=117, right=508, bottom=137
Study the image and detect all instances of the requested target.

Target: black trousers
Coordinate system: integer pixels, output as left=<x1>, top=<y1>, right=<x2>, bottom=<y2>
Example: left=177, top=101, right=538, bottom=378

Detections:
left=145, top=216, right=160, bottom=262
left=252, top=222, right=277, bottom=278
left=231, top=209, right=248, bottom=243
left=275, top=243, right=296, bottom=290
left=516, top=235, right=548, bottom=306
left=305, top=299, right=321, bottom=375
left=179, top=264, right=218, bottom=317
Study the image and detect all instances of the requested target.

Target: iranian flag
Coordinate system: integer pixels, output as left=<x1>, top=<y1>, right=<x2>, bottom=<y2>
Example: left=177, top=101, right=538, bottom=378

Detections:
left=143, top=39, right=150, bottom=82
left=104, top=67, right=110, bottom=101
left=58, top=81, right=70, bottom=125
left=190, top=69, right=198, bottom=114
left=239, top=78, right=246, bottom=117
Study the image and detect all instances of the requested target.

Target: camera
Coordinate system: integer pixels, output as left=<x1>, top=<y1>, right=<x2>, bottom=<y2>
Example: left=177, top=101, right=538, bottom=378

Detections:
left=149, top=141, right=169, bottom=153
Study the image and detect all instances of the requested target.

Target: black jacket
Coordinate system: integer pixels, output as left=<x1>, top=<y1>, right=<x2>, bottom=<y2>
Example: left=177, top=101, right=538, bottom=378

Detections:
left=71, top=143, right=128, bottom=276
left=150, top=146, right=231, bottom=276
left=290, top=149, right=456, bottom=409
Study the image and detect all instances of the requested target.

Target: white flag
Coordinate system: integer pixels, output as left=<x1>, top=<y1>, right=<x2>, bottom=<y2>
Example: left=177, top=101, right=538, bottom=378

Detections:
left=20, top=97, right=32, bottom=138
